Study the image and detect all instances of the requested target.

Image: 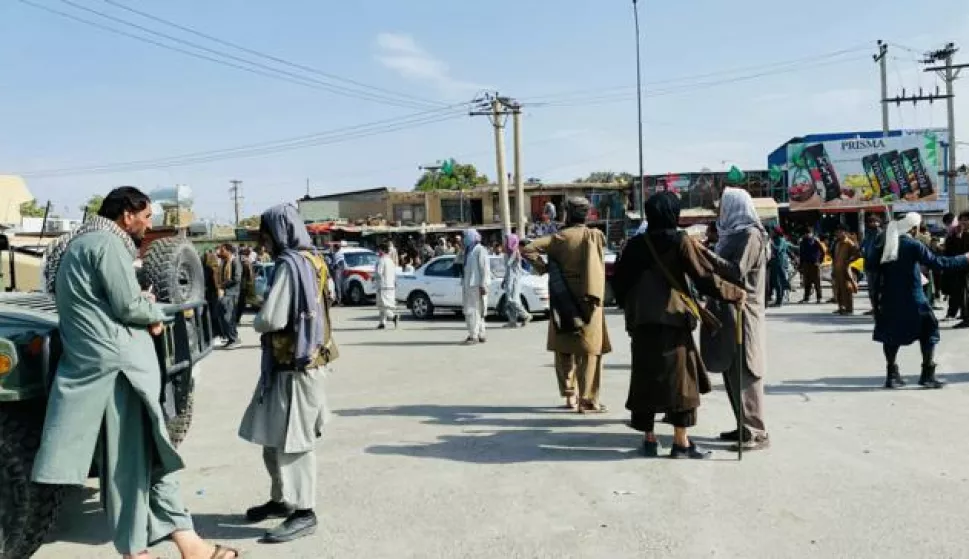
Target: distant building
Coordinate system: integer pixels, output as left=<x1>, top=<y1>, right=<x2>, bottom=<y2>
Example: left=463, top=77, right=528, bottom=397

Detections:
left=0, top=175, right=35, bottom=226
left=297, top=183, right=628, bottom=228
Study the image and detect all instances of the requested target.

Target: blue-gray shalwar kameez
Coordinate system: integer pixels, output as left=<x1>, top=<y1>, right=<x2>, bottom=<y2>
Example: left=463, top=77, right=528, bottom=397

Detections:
left=32, top=222, right=193, bottom=555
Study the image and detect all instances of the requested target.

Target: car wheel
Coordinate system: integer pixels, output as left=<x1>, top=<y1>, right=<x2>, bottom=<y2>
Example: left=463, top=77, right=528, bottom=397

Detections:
left=348, top=282, right=365, bottom=306
left=409, top=292, right=433, bottom=320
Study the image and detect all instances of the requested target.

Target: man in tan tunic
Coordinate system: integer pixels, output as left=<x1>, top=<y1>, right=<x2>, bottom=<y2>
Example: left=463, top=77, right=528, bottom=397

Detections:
left=832, top=225, right=861, bottom=315
left=522, top=197, right=612, bottom=413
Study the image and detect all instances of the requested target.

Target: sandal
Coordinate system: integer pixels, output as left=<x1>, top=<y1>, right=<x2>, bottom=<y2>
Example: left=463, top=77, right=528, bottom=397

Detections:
left=577, top=401, right=608, bottom=414
left=562, top=396, right=578, bottom=410
left=210, top=544, right=241, bottom=558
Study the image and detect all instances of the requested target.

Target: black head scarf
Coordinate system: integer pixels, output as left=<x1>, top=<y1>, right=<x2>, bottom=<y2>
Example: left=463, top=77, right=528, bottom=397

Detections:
left=645, top=191, right=681, bottom=248
left=612, top=192, right=682, bottom=306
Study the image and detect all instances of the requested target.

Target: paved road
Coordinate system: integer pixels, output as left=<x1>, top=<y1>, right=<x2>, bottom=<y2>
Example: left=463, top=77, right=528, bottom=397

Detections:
left=35, top=296, right=969, bottom=559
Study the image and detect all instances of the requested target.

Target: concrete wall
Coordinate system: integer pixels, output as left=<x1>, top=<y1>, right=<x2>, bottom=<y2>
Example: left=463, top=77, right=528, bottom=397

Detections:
left=298, top=199, right=386, bottom=222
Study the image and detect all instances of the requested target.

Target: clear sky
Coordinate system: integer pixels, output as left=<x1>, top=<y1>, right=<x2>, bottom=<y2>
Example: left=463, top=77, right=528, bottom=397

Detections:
left=2, top=0, right=967, bottom=222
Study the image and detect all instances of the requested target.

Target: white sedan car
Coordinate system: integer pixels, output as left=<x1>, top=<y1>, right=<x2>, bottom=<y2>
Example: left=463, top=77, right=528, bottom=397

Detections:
left=396, top=254, right=549, bottom=320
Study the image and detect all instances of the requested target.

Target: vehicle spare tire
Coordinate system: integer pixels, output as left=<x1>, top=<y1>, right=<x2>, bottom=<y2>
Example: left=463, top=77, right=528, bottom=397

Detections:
left=142, top=237, right=205, bottom=304
left=0, top=404, right=65, bottom=559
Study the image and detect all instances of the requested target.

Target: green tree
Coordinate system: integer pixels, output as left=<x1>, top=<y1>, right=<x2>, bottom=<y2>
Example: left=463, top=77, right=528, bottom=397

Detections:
left=80, top=194, right=104, bottom=216
left=414, top=162, right=489, bottom=191
left=573, top=171, right=634, bottom=184
left=238, top=215, right=261, bottom=228
left=19, top=199, right=48, bottom=218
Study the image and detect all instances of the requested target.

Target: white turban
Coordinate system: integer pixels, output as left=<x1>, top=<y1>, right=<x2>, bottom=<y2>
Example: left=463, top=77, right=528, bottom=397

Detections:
left=881, top=212, right=922, bottom=264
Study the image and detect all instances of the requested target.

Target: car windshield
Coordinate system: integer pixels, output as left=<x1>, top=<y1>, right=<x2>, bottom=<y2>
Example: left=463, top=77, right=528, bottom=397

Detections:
left=344, top=252, right=378, bottom=267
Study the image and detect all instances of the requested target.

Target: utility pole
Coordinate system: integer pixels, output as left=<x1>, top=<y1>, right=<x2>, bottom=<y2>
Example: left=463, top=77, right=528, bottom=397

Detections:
left=926, top=43, right=967, bottom=213
left=471, top=93, right=512, bottom=237
left=884, top=42, right=967, bottom=213
left=305, top=178, right=310, bottom=198
left=632, top=0, right=646, bottom=219
left=874, top=40, right=889, bottom=136
left=229, top=180, right=243, bottom=226
left=511, top=102, right=526, bottom=232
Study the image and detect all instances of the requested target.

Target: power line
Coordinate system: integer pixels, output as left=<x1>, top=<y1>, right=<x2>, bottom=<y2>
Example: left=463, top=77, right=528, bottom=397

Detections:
left=18, top=0, right=438, bottom=110
left=519, top=44, right=873, bottom=104
left=99, top=0, right=446, bottom=109
left=527, top=55, right=871, bottom=108
left=18, top=108, right=468, bottom=177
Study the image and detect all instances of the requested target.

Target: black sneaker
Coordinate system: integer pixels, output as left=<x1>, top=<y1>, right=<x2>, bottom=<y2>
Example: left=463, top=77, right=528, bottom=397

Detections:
left=222, top=339, right=240, bottom=349
left=245, top=500, right=295, bottom=522
left=718, top=428, right=751, bottom=443
left=642, top=439, right=661, bottom=458
left=670, top=442, right=711, bottom=460
left=377, top=324, right=386, bottom=330
left=262, top=510, right=318, bottom=543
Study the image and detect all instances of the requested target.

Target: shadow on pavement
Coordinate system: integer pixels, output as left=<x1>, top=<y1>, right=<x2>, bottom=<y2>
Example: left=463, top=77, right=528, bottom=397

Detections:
left=365, top=429, right=637, bottom=463
left=768, top=311, right=874, bottom=326
left=46, top=487, right=109, bottom=546
left=336, top=405, right=616, bottom=430
left=341, top=340, right=462, bottom=347
left=767, top=371, right=969, bottom=394
left=811, top=328, right=874, bottom=334
left=46, top=489, right=263, bottom=547
left=190, top=514, right=266, bottom=541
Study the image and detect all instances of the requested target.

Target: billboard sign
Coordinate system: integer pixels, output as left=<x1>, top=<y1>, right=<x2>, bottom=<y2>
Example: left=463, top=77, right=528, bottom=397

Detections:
left=785, top=132, right=942, bottom=210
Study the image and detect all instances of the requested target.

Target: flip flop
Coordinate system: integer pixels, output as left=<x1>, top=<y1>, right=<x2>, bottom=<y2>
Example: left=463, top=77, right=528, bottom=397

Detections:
left=210, top=544, right=241, bottom=558
left=577, top=401, right=608, bottom=414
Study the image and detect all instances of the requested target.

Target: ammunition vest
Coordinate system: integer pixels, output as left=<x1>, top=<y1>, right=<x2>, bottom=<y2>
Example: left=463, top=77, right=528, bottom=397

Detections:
left=269, top=251, right=338, bottom=370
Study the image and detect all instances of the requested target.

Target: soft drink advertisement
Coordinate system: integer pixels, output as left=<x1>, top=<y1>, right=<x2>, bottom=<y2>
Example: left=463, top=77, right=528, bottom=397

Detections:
left=785, top=132, right=941, bottom=210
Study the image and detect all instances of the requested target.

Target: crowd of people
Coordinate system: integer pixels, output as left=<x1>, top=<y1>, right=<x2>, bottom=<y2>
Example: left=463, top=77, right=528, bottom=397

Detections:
left=26, top=183, right=969, bottom=557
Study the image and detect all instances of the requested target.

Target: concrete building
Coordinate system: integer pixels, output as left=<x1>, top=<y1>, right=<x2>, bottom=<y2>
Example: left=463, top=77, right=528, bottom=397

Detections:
left=0, top=175, right=35, bottom=226
left=297, top=183, right=629, bottom=228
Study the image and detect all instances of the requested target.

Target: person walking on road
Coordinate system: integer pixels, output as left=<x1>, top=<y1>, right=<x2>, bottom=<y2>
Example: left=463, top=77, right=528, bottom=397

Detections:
left=239, top=203, right=337, bottom=544
left=522, top=197, right=612, bottom=413
left=502, top=233, right=533, bottom=328
left=216, top=243, right=242, bottom=347
left=944, top=212, right=969, bottom=327
left=767, top=227, right=792, bottom=307
left=832, top=225, right=861, bottom=315
left=798, top=229, right=824, bottom=303
left=461, top=228, right=491, bottom=344
left=862, top=215, right=884, bottom=315
left=35, top=186, right=238, bottom=559
left=702, top=187, right=771, bottom=452
left=375, top=241, right=399, bottom=330
left=868, top=212, right=969, bottom=389
left=613, top=192, right=745, bottom=459
left=331, top=241, right=346, bottom=305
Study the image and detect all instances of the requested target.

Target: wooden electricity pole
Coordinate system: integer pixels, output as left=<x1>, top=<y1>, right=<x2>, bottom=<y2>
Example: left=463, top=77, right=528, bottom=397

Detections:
left=229, top=180, right=243, bottom=226
left=471, top=93, right=513, bottom=237
left=886, top=42, right=967, bottom=213
left=511, top=102, right=526, bottom=232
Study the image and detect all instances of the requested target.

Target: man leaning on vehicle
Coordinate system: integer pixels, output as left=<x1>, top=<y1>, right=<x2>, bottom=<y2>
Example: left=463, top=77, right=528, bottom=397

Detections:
left=33, top=186, right=237, bottom=559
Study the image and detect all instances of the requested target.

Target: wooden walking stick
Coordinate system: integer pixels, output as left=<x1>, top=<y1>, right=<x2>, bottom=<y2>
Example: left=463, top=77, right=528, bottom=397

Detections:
left=735, top=303, right=745, bottom=461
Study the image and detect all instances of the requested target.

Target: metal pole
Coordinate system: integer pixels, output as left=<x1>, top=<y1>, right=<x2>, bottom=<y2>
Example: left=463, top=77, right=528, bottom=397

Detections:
left=633, top=0, right=646, bottom=220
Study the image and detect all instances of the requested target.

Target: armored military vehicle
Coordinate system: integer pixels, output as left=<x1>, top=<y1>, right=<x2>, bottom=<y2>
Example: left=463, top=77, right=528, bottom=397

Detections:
left=0, top=233, right=211, bottom=559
